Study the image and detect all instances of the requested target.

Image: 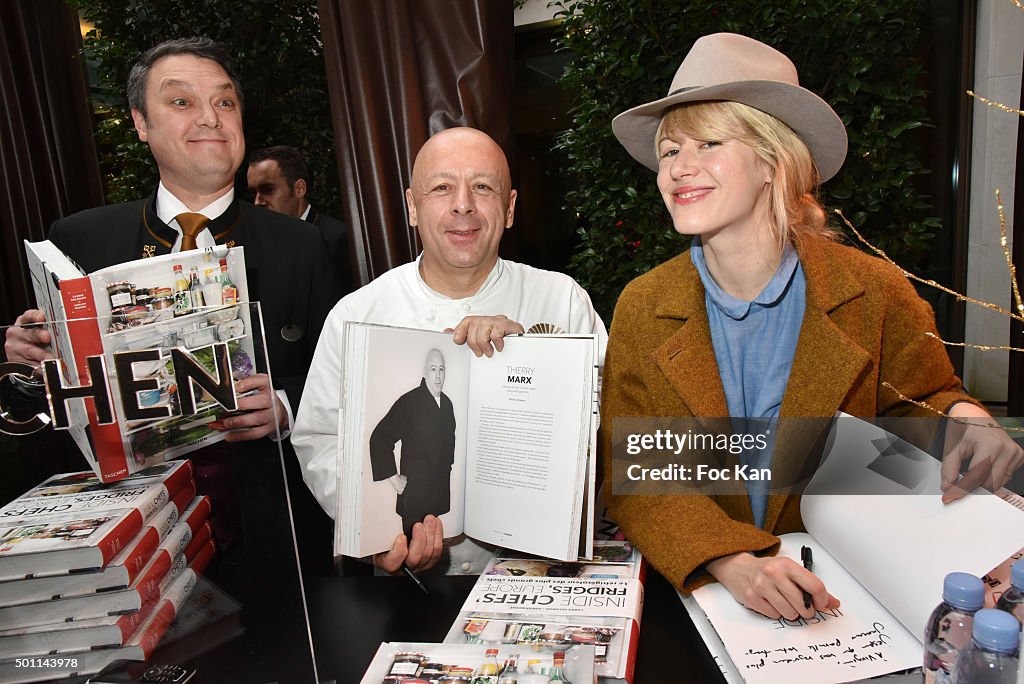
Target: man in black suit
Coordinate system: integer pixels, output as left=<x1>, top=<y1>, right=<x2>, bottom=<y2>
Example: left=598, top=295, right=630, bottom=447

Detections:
left=247, top=145, right=350, bottom=291
left=5, top=38, right=341, bottom=440
left=369, top=348, right=456, bottom=536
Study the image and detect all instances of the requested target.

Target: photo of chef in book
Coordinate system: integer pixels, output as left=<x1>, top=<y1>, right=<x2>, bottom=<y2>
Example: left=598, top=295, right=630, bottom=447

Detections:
left=369, top=347, right=458, bottom=536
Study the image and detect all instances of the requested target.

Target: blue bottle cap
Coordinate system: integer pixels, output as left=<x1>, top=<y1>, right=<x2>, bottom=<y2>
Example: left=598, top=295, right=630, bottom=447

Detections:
left=972, top=608, right=1022, bottom=654
left=1011, top=558, right=1024, bottom=591
left=942, top=572, right=984, bottom=610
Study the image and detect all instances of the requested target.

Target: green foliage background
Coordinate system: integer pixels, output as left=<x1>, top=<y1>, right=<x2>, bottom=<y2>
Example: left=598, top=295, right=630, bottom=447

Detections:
left=68, top=0, right=340, bottom=213
left=555, top=0, right=941, bottom=320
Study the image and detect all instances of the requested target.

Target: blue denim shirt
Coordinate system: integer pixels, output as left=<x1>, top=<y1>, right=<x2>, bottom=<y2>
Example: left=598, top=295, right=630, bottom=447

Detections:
left=690, top=237, right=806, bottom=528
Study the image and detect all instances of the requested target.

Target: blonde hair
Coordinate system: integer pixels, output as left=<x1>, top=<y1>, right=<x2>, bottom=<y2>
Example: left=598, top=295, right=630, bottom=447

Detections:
left=656, top=101, right=834, bottom=249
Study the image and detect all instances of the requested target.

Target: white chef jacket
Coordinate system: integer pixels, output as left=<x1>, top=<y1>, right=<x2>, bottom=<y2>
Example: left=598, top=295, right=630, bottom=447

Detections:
left=292, top=255, right=608, bottom=574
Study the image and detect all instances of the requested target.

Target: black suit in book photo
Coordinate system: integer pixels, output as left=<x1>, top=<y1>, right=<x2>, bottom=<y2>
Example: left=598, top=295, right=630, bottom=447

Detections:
left=355, top=332, right=469, bottom=555
left=370, top=348, right=457, bottom=536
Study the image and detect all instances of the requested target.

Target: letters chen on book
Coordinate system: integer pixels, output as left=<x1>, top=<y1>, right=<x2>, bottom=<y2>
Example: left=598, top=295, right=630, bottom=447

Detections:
left=14, top=240, right=261, bottom=482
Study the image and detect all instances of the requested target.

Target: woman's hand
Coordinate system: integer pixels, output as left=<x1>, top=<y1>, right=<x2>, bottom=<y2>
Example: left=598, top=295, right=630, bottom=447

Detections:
left=706, top=551, right=840, bottom=620
left=941, top=402, right=1024, bottom=503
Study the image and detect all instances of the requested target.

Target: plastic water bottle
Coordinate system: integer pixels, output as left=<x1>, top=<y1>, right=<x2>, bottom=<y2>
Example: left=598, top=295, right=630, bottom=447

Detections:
left=950, top=608, right=1020, bottom=683
left=924, top=572, right=985, bottom=683
left=996, top=559, right=1024, bottom=623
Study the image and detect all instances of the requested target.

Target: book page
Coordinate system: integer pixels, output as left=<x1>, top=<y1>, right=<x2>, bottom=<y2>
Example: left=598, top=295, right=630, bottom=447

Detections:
left=463, top=335, right=595, bottom=560
left=690, top=533, right=922, bottom=684
left=801, top=414, right=1024, bottom=638
left=345, top=326, right=471, bottom=557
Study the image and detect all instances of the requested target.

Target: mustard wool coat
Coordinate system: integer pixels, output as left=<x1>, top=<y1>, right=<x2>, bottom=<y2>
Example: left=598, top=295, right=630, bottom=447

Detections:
left=600, top=235, right=975, bottom=592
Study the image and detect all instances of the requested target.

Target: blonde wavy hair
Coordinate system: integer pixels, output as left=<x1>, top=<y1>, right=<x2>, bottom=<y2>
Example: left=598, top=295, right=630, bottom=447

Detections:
left=656, top=101, right=835, bottom=250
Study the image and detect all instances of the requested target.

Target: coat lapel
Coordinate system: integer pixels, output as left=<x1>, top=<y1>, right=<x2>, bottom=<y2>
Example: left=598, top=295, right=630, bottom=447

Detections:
left=781, top=237, right=871, bottom=419
left=651, top=256, right=730, bottom=419
left=763, top=237, right=873, bottom=530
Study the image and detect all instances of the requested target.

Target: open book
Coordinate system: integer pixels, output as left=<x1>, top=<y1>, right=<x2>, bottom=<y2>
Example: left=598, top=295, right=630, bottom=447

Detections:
left=335, top=323, right=599, bottom=562
left=681, top=413, right=1024, bottom=683
left=23, top=240, right=256, bottom=482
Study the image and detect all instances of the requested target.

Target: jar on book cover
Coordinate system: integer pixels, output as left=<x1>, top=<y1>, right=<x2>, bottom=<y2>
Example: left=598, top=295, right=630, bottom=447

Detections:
left=135, top=288, right=152, bottom=309
left=419, top=662, right=445, bottom=679
left=386, top=652, right=425, bottom=679
left=106, top=280, right=135, bottom=308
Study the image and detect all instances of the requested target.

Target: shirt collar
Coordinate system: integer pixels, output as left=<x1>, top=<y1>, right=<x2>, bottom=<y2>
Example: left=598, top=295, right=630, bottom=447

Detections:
left=413, top=254, right=505, bottom=302
left=155, top=182, right=235, bottom=229
left=690, top=237, right=800, bottom=320
left=300, top=204, right=312, bottom=222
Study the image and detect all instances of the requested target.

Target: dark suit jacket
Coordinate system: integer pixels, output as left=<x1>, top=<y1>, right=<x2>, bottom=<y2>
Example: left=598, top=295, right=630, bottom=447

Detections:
left=368, top=379, right=457, bottom=526
left=307, top=206, right=351, bottom=293
left=601, top=236, right=975, bottom=592
left=48, top=191, right=342, bottom=406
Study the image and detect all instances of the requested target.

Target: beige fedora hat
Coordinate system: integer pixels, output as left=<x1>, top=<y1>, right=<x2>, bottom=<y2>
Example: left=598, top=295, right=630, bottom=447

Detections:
left=612, top=33, right=848, bottom=182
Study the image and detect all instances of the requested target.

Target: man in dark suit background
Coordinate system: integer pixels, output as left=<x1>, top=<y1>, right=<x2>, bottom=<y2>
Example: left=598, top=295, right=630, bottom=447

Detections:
left=247, top=145, right=350, bottom=291
left=369, top=348, right=456, bottom=536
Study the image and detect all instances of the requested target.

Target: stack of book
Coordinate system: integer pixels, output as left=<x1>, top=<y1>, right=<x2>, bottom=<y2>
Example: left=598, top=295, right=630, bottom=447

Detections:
left=0, top=459, right=215, bottom=682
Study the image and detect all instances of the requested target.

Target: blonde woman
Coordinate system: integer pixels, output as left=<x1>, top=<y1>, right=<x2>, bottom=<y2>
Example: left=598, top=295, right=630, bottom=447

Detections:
left=602, top=33, right=1023, bottom=620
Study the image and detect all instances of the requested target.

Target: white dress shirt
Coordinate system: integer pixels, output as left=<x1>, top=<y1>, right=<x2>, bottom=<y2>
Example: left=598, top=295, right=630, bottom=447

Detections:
left=155, top=183, right=234, bottom=251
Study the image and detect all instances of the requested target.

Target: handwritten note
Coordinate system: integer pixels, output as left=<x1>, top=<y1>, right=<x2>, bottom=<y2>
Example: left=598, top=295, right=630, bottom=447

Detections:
left=690, top=534, right=922, bottom=684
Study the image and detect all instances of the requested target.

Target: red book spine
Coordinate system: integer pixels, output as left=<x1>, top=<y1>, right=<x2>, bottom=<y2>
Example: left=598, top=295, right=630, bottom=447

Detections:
left=115, top=602, right=154, bottom=643
left=121, top=527, right=160, bottom=583
left=136, top=543, right=214, bottom=657
left=121, top=485, right=197, bottom=584
left=179, top=495, right=212, bottom=536
left=59, top=274, right=128, bottom=482
left=96, top=508, right=145, bottom=566
left=188, top=539, right=216, bottom=576
left=169, top=482, right=197, bottom=515
left=137, top=599, right=180, bottom=658
left=134, top=551, right=173, bottom=606
left=161, top=460, right=196, bottom=500
left=182, top=523, right=213, bottom=563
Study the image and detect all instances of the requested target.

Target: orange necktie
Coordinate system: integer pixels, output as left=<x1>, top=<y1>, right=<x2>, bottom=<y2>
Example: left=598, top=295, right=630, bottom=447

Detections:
left=175, top=212, right=209, bottom=251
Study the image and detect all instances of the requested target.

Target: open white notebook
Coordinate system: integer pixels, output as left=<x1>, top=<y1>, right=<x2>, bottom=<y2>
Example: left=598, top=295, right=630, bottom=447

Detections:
left=684, top=413, right=1024, bottom=683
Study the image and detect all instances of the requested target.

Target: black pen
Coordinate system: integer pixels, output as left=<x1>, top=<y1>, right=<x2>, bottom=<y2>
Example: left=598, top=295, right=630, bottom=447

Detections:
left=401, top=563, right=429, bottom=596
left=801, top=545, right=814, bottom=609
